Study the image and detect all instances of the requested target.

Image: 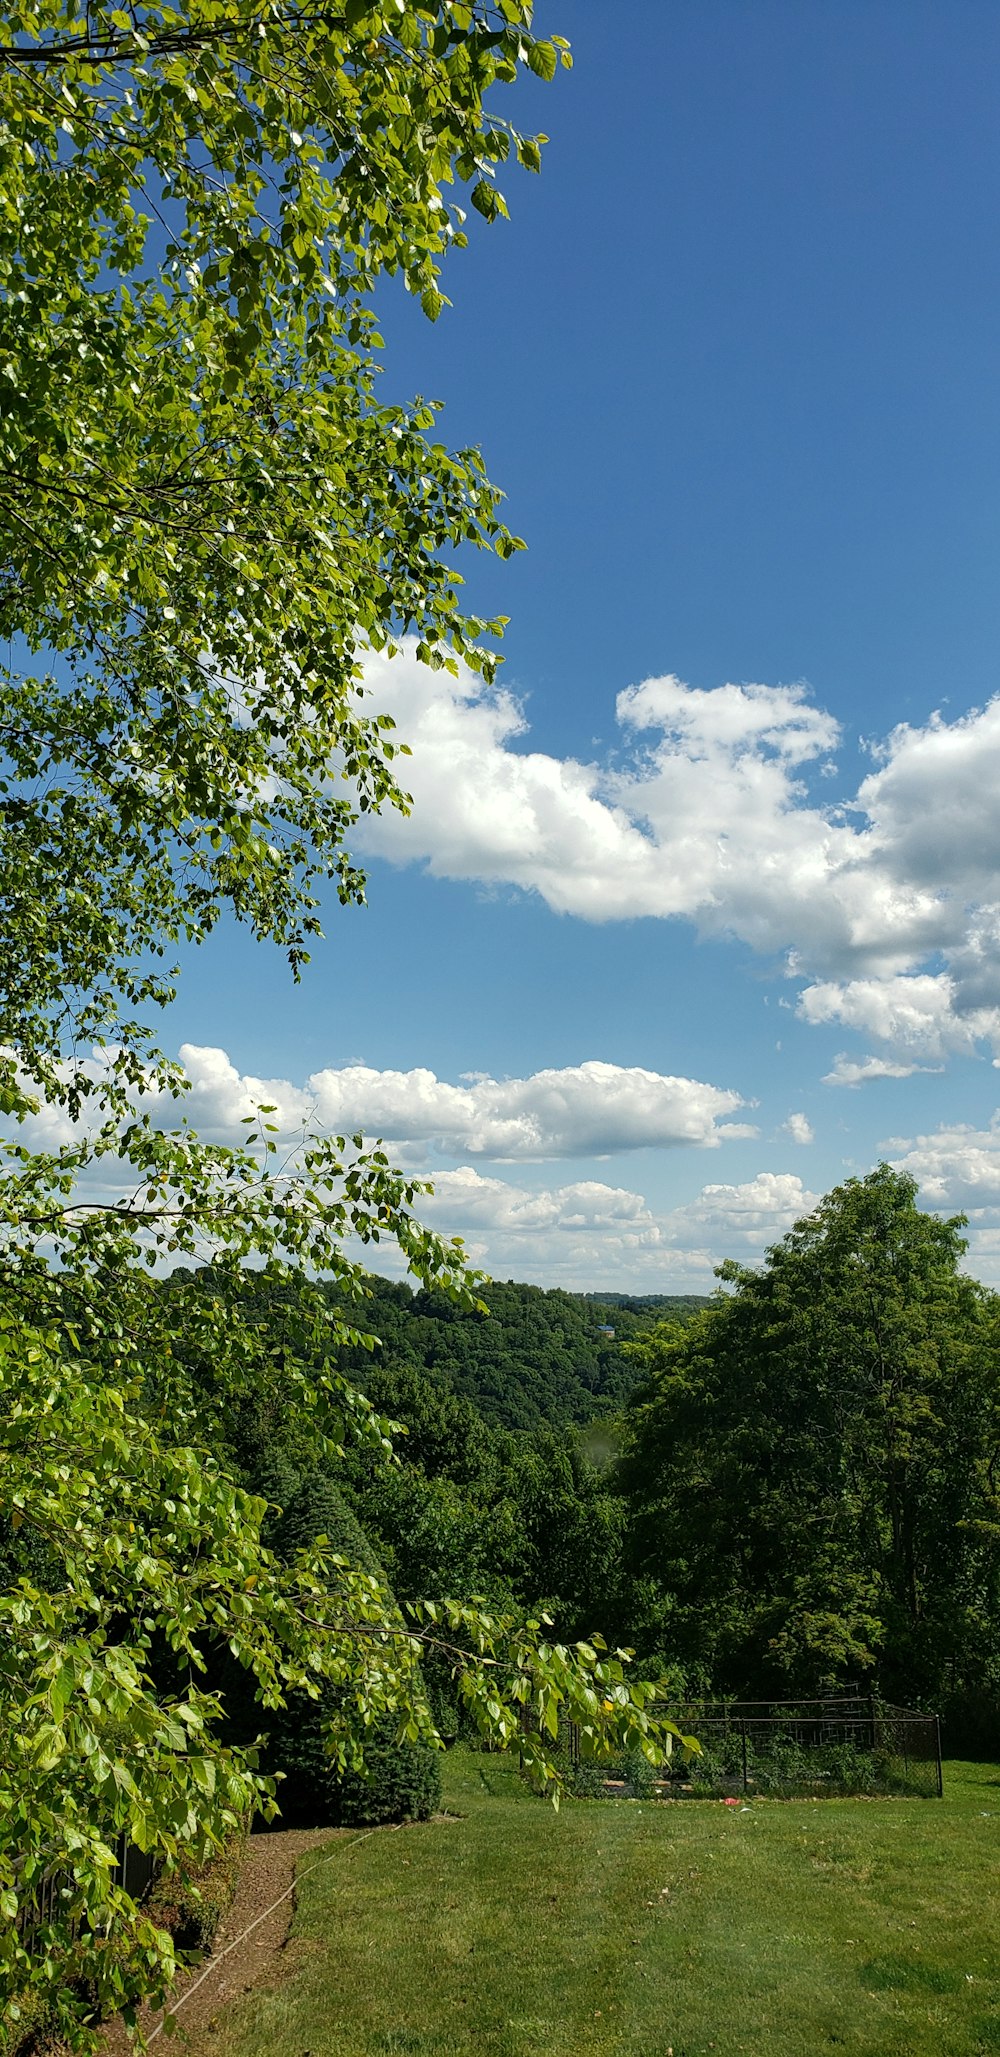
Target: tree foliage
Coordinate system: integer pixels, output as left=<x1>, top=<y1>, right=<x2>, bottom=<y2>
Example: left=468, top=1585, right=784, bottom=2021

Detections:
left=620, top=1167, right=1000, bottom=1715
left=0, top=0, right=571, bottom=1105
left=261, top=1471, right=443, bottom=1826
left=332, top=1274, right=707, bottom=1430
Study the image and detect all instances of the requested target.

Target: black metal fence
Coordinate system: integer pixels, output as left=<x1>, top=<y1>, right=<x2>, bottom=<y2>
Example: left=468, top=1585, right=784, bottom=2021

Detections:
left=15, top=1833, right=159, bottom=1950
left=568, top=1696, right=943, bottom=1800
left=664, top=1697, right=942, bottom=1799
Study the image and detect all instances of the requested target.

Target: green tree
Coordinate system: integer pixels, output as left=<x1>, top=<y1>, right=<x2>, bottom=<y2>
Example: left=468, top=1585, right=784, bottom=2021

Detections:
left=620, top=1166, right=1000, bottom=1711
left=0, top=6, right=688, bottom=2045
left=0, top=0, right=570, bottom=1108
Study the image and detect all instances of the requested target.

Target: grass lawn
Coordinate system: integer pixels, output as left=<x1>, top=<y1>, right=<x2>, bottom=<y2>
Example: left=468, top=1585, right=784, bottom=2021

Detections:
left=214, top=1751, right=1000, bottom=2057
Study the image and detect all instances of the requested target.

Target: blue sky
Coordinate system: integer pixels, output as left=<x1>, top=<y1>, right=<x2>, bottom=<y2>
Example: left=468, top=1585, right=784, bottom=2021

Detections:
left=168, top=0, right=1000, bottom=1290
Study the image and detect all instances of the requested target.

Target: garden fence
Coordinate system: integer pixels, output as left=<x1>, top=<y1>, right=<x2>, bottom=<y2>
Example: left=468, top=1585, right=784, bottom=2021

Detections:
left=568, top=1695, right=943, bottom=1800
left=670, top=1697, right=942, bottom=1798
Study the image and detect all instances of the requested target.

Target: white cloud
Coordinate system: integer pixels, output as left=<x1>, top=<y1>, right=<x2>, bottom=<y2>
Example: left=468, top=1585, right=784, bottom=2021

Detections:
left=165, top=1043, right=315, bottom=1133
left=414, top=1168, right=708, bottom=1287
left=405, top=1164, right=821, bottom=1287
left=883, top=1113, right=1000, bottom=1285
left=665, top=1171, right=819, bottom=1248
left=781, top=1112, right=814, bottom=1145
left=886, top=1114, right=1000, bottom=1207
left=18, top=1048, right=747, bottom=1164
left=422, top=1167, right=661, bottom=1238
left=355, top=645, right=870, bottom=950
left=823, top=1053, right=940, bottom=1087
left=10, top=1042, right=820, bottom=1288
left=617, top=673, right=838, bottom=765
left=856, top=701, right=1000, bottom=901
left=799, top=973, right=1000, bottom=1062
left=166, top=1046, right=749, bottom=1161
left=351, top=644, right=1000, bottom=1066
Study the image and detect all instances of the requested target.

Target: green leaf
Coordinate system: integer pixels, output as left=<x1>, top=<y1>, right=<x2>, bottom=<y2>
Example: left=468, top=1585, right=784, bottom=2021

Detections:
left=470, top=179, right=500, bottom=222
left=526, top=40, right=557, bottom=82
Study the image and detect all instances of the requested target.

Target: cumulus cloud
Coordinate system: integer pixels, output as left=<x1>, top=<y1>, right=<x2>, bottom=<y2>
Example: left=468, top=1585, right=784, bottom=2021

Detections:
left=665, top=1172, right=819, bottom=1248
left=799, top=974, right=1000, bottom=1062
left=412, top=1167, right=703, bottom=1285
left=11, top=1042, right=821, bottom=1287
left=855, top=702, right=1000, bottom=900
left=781, top=1112, right=814, bottom=1144
left=306, top=1055, right=751, bottom=1159
left=886, top=1115, right=1000, bottom=1207
left=62, top=1045, right=749, bottom=1162
left=351, top=643, right=1000, bottom=1066
left=881, top=1113, right=1000, bottom=1285
left=408, top=1164, right=820, bottom=1287
left=355, top=645, right=869, bottom=949
left=422, top=1167, right=661, bottom=1239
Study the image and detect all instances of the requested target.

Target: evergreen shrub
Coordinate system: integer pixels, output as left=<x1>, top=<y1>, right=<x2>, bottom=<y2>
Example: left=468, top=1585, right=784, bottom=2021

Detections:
left=272, top=1701, right=441, bottom=1826
left=264, top=1470, right=441, bottom=1825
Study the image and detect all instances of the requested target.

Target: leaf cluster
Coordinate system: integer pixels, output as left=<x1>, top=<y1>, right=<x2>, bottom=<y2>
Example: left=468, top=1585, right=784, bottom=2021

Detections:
left=0, top=1, right=567, bottom=1100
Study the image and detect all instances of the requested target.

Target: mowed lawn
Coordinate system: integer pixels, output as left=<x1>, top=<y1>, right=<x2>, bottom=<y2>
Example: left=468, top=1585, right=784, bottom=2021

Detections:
left=215, top=1752, right=1000, bottom=2057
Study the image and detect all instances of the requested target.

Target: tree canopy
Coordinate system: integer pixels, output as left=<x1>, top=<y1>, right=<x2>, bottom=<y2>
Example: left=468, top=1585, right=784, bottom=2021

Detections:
left=620, top=1166, right=1000, bottom=1713
left=0, top=0, right=569, bottom=1105
left=332, top=1275, right=709, bottom=1430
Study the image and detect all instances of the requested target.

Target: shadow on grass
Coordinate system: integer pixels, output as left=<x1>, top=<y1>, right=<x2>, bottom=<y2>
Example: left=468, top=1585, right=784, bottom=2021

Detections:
left=860, top=1955, right=962, bottom=1995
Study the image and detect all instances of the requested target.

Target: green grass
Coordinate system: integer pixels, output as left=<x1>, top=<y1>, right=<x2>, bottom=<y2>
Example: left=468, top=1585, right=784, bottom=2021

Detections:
left=216, top=1752, right=1000, bottom=2057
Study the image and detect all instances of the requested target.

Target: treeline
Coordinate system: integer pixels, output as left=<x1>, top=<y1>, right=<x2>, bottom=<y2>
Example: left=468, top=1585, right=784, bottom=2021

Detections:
left=140, top=1276, right=672, bottom=1821
left=194, top=1309, right=639, bottom=1663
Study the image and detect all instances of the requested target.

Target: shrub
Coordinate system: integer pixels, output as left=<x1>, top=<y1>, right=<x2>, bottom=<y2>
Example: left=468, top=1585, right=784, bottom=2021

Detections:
left=263, top=1471, right=441, bottom=1826
left=271, top=1471, right=383, bottom=1573
left=1, top=1831, right=249, bottom=2057
left=423, top=1662, right=461, bottom=1746
left=569, top=1757, right=614, bottom=1800
left=1, top=1980, right=61, bottom=2057
left=622, top=1747, right=658, bottom=1799
left=819, top=1743, right=879, bottom=1794
left=683, top=1729, right=887, bottom=1797
left=564, top=1747, right=658, bottom=1801
left=272, top=1702, right=441, bottom=1826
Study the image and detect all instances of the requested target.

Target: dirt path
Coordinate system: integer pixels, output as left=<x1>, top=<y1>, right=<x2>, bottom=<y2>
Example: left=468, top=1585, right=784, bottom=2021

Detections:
left=102, top=1828, right=337, bottom=2057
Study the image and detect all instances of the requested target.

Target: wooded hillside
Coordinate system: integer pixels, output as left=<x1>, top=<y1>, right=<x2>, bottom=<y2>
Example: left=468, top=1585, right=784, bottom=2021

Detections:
left=332, top=1276, right=710, bottom=1430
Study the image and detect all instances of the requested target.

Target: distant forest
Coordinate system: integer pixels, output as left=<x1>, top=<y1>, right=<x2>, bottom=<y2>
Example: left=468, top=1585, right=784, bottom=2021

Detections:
left=332, top=1275, right=711, bottom=1430
left=585, top=1292, right=712, bottom=1313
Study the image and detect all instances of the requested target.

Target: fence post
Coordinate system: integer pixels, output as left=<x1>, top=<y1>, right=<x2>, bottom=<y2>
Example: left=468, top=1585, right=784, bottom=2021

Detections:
left=934, top=1714, right=943, bottom=1798
left=740, top=1718, right=748, bottom=1792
